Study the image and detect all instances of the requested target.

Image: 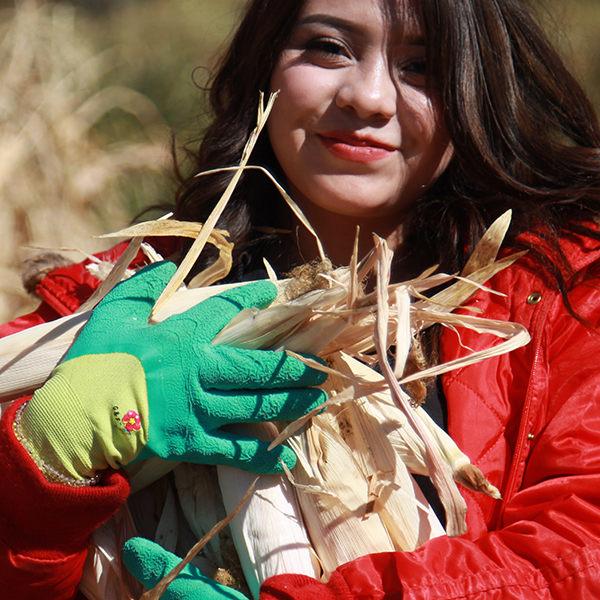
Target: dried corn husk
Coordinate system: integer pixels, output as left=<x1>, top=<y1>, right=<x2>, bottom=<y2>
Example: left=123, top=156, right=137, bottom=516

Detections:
left=0, top=280, right=251, bottom=402
left=79, top=504, right=144, bottom=600
left=174, top=463, right=228, bottom=567
left=217, top=423, right=321, bottom=599
left=285, top=403, right=445, bottom=577
left=200, top=220, right=521, bottom=587
left=149, top=92, right=283, bottom=317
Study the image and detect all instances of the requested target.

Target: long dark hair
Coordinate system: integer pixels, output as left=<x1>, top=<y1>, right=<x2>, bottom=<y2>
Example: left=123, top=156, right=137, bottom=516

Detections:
left=174, top=0, right=600, bottom=288
left=173, top=0, right=305, bottom=278
left=405, top=0, right=600, bottom=286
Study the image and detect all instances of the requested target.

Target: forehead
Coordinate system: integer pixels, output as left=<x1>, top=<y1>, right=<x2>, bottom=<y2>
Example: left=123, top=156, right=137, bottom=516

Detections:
left=297, top=0, right=423, bottom=42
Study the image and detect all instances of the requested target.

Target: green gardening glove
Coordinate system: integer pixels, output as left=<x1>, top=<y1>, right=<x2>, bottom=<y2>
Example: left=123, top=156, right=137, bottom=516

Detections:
left=123, top=537, right=248, bottom=600
left=20, top=261, right=327, bottom=482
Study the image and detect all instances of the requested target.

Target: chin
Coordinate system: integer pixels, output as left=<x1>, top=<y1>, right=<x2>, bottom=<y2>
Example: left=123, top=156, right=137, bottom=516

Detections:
left=318, top=200, right=400, bottom=220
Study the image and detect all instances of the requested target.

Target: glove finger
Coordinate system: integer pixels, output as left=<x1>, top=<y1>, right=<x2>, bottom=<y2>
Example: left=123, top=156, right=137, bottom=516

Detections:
left=168, top=280, right=277, bottom=342
left=183, top=431, right=298, bottom=473
left=202, top=388, right=328, bottom=425
left=122, top=537, right=246, bottom=600
left=200, top=346, right=328, bottom=390
left=93, top=261, right=177, bottom=323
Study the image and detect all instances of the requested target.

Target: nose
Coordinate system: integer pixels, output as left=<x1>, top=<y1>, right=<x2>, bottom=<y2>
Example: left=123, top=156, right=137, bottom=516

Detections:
left=335, top=59, right=398, bottom=121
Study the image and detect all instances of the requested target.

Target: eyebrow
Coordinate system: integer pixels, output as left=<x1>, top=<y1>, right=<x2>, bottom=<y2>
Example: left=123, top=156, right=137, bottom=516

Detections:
left=295, top=13, right=426, bottom=46
left=295, top=14, right=366, bottom=36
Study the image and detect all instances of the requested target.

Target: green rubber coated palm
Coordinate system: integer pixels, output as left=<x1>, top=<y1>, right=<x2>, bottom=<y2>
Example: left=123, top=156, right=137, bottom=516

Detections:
left=64, top=261, right=327, bottom=473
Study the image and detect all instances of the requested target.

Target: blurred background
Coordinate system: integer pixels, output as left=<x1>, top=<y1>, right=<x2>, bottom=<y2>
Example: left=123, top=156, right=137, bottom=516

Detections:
left=0, top=0, right=599, bottom=323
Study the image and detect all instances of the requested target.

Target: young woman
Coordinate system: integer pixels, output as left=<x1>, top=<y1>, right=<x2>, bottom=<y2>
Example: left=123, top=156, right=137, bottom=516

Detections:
left=2, top=0, right=600, bottom=598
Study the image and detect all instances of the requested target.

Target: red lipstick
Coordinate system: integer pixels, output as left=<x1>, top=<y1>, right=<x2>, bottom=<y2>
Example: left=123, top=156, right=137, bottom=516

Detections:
left=317, top=132, right=397, bottom=163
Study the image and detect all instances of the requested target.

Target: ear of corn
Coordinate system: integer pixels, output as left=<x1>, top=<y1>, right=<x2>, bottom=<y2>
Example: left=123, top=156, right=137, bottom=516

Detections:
left=174, top=463, right=228, bottom=567
left=205, top=223, right=516, bottom=583
left=286, top=410, right=398, bottom=577
left=3, top=202, right=527, bottom=596
left=285, top=400, right=447, bottom=577
left=335, top=352, right=501, bottom=500
left=217, top=422, right=322, bottom=599
left=0, top=279, right=249, bottom=402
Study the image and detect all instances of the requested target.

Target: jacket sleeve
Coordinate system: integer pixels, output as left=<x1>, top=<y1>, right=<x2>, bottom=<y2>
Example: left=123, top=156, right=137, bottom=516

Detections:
left=259, top=263, right=600, bottom=600
left=0, top=398, right=130, bottom=600
left=0, top=240, right=173, bottom=599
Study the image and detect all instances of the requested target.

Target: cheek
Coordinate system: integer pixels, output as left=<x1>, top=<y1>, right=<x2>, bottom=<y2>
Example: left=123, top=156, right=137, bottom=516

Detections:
left=270, top=60, right=307, bottom=122
left=268, top=64, right=330, bottom=176
left=402, top=89, right=452, bottom=164
left=402, top=89, right=441, bottom=139
left=269, top=59, right=340, bottom=134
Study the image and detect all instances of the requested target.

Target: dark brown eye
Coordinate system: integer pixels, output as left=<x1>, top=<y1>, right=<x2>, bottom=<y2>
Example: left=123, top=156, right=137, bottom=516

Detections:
left=403, top=58, right=426, bottom=75
left=304, top=38, right=350, bottom=58
left=397, top=56, right=427, bottom=86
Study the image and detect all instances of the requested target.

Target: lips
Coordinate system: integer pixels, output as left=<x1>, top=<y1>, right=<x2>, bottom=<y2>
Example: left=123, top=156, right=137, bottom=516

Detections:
left=317, top=132, right=397, bottom=163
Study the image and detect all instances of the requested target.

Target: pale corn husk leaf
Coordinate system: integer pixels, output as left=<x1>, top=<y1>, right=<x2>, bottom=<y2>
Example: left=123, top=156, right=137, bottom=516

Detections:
left=198, top=165, right=326, bottom=262
left=187, top=234, right=234, bottom=289
left=79, top=504, right=143, bottom=600
left=286, top=411, right=397, bottom=577
left=126, top=470, right=227, bottom=580
left=174, top=463, right=227, bottom=566
left=393, top=287, right=412, bottom=378
left=422, top=251, right=527, bottom=316
left=76, top=212, right=177, bottom=315
left=141, top=241, right=167, bottom=265
left=399, top=311, right=530, bottom=385
left=276, top=312, right=350, bottom=355
left=263, top=258, right=279, bottom=283
left=76, top=237, right=144, bottom=314
left=461, top=210, right=512, bottom=277
left=149, top=92, right=279, bottom=318
left=212, top=304, right=313, bottom=350
left=217, top=423, right=321, bottom=599
left=96, top=220, right=229, bottom=243
left=371, top=236, right=468, bottom=536
left=0, top=310, right=91, bottom=401
left=97, top=219, right=236, bottom=289
left=212, top=281, right=350, bottom=352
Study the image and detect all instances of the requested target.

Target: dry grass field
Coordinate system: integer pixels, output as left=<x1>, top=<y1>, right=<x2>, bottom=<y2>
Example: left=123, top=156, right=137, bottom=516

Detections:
left=0, top=0, right=598, bottom=323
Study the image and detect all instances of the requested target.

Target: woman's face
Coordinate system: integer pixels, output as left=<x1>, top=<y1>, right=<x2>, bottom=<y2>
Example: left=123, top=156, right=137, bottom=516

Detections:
left=267, top=0, right=453, bottom=228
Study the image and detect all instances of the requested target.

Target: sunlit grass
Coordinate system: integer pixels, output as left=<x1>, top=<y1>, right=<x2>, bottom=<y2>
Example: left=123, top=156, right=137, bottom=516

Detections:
left=0, top=0, right=598, bottom=323
left=0, top=0, right=243, bottom=323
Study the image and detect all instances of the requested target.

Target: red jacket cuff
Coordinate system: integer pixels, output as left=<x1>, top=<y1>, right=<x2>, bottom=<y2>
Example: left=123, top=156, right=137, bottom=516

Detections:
left=260, top=571, right=357, bottom=600
left=0, top=398, right=130, bottom=559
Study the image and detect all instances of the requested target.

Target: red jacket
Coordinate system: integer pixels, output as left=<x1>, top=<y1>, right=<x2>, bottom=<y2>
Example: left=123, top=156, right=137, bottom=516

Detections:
left=2, top=234, right=600, bottom=599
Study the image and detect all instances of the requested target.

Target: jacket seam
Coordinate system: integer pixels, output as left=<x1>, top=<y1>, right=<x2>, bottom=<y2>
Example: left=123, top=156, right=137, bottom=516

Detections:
left=500, top=287, right=556, bottom=515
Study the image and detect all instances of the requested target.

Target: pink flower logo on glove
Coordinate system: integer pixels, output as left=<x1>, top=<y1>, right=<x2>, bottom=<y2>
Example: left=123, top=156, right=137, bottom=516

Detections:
left=122, top=410, right=141, bottom=432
